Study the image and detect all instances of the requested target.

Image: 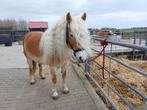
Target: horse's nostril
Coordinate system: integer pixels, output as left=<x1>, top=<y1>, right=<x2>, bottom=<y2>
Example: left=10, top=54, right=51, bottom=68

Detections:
left=79, top=56, right=82, bottom=61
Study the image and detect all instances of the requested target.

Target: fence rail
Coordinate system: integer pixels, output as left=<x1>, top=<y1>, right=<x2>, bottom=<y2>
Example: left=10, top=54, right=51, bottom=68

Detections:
left=92, top=35, right=147, bottom=51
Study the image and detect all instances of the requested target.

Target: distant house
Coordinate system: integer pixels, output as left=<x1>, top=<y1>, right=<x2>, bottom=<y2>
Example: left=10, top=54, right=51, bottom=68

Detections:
left=88, top=28, right=97, bottom=35
left=120, top=27, right=147, bottom=39
left=28, top=21, right=48, bottom=32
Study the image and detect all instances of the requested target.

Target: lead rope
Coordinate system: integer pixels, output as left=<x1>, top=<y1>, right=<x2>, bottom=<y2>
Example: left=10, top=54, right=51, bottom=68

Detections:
left=87, top=38, right=108, bottom=84
left=89, top=38, right=108, bottom=61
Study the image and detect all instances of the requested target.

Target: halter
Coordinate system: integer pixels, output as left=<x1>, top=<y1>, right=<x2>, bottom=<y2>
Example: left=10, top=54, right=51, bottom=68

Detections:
left=66, top=22, right=84, bottom=55
left=66, top=23, right=73, bottom=49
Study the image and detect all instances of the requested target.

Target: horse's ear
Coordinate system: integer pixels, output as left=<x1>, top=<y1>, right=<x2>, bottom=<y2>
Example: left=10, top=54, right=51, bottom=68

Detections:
left=81, top=12, right=86, bottom=21
left=66, top=12, right=72, bottom=23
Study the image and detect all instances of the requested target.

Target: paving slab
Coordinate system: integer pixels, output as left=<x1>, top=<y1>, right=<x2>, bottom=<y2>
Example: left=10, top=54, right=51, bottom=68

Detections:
left=0, top=45, right=27, bottom=68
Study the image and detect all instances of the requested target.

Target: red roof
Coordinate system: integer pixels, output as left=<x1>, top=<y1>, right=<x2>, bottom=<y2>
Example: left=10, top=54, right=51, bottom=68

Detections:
left=28, top=21, right=48, bottom=28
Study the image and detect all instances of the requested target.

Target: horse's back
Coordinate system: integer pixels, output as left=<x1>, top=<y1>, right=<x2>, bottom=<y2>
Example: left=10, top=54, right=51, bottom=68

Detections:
left=23, top=32, right=43, bottom=59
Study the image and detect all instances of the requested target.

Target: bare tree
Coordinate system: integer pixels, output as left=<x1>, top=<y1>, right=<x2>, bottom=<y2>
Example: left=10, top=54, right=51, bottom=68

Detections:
left=17, top=20, right=28, bottom=30
left=0, top=19, right=28, bottom=30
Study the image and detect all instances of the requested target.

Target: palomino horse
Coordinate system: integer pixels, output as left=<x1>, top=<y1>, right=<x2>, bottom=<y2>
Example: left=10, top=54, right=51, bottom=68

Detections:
left=23, top=13, right=91, bottom=99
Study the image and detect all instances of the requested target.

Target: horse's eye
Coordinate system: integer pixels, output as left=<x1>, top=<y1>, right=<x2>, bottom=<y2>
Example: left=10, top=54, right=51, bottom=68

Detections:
left=70, top=34, right=73, bottom=37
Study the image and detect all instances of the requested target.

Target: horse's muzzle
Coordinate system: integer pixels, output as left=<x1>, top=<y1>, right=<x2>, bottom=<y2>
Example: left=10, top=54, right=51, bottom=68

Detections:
left=74, top=49, right=88, bottom=63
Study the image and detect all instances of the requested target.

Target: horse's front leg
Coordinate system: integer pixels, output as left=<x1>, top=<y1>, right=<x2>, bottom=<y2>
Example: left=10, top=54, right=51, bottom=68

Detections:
left=50, top=67, right=59, bottom=99
left=61, top=63, right=69, bottom=94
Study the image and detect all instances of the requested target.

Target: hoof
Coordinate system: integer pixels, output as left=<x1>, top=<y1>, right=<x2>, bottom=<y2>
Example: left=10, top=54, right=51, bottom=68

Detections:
left=63, top=87, right=69, bottom=94
left=63, top=90, right=69, bottom=94
left=41, top=76, right=46, bottom=79
left=40, top=75, right=46, bottom=79
left=52, top=91, right=59, bottom=100
left=30, top=79, right=35, bottom=85
left=30, top=81, right=35, bottom=85
left=52, top=95, right=59, bottom=100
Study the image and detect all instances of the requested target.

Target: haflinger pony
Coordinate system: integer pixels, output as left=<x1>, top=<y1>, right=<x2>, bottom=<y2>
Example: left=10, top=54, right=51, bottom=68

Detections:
left=23, top=12, right=92, bottom=99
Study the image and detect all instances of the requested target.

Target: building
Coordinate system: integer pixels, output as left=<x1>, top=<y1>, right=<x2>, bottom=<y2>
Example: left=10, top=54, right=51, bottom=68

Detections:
left=88, top=28, right=122, bottom=43
left=88, top=28, right=97, bottom=35
left=120, top=27, right=147, bottom=39
left=28, top=21, right=48, bottom=32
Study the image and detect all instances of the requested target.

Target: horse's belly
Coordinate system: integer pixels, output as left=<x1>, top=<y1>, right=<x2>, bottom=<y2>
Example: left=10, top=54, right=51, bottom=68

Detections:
left=26, top=52, right=69, bottom=67
left=24, top=51, right=44, bottom=64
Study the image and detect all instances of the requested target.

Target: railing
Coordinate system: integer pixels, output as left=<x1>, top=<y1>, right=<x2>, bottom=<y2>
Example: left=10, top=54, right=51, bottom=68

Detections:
left=77, top=36, right=147, bottom=110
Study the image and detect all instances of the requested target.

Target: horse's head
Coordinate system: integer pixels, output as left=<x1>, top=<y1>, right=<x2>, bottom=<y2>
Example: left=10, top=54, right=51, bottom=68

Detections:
left=65, top=12, right=91, bottom=63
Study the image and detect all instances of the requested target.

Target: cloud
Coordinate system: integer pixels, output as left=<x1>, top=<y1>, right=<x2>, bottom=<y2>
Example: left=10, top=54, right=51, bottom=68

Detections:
left=87, top=11, right=147, bottom=28
left=98, top=11, right=147, bottom=21
left=0, top=0, right=147, bottom=28
left=72, top=0, right=87, bottom=9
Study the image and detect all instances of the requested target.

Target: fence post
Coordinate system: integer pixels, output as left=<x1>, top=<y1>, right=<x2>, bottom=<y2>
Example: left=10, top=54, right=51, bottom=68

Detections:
left=132, top=32, right=137, bottom=60
left=102, top=46, right=105, bottom=79
left=145, top=36, right=147, bottom=59
left=145, top=36, right=147, bottom=46
left=85, top=59, right=91, bottom=73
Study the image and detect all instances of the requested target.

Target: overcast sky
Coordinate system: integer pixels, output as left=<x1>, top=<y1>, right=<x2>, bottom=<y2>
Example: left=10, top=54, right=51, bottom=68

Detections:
left=0, top=0, right=147, bottom=29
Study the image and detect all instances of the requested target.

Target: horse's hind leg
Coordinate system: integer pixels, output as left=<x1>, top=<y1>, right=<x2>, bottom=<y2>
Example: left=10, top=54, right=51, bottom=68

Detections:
left=61, top=63, right=69, bottom=94
left=38, top=63, right=46, bottom=79
left=27, top=59, right=36, bottom=84
left=50, top=67, right=59, bottom=99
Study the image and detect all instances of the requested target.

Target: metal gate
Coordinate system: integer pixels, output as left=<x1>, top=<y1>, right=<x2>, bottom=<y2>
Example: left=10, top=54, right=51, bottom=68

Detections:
left=77, top=36, right=147, bottom=110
